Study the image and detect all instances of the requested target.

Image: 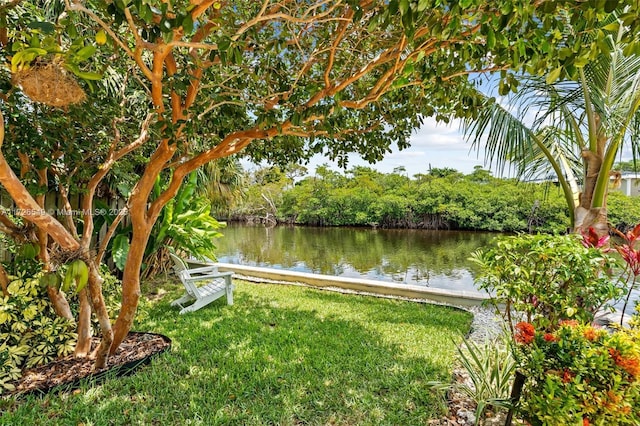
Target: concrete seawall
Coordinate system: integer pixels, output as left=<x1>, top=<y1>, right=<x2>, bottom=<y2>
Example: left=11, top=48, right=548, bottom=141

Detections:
left=214, top=263, right=488, bottom=308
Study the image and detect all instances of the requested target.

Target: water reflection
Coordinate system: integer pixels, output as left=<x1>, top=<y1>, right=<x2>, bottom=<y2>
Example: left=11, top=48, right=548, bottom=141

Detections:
left=214, top=223, right=497, bottom=293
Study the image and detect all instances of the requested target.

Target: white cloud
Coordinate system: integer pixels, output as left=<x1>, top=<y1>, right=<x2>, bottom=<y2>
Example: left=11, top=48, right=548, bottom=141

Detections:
left=240, top=116, right=497, bottom=177
left=300, top=117, right=489, bottom=177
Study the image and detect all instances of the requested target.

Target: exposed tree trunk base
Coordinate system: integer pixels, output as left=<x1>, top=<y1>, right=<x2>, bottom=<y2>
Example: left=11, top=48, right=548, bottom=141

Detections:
left=574, top=206, right=608, bottom=237
left=74, top=289, right=92, bottom=357
left=87, top=262, right=113, bottom=369
left=110, top=279, right=140, bottom=356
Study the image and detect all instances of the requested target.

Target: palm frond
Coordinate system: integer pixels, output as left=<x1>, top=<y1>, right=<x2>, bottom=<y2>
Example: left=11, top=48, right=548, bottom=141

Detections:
left=463, top=93, right=538, bottom=178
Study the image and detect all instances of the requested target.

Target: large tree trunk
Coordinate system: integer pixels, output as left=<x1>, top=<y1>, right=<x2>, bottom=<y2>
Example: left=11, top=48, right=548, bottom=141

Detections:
left=110, top=225, right=149, bottom=355
left=110, top=137, right=177, bottom=354
left=573, top=205, right=608, bottom=235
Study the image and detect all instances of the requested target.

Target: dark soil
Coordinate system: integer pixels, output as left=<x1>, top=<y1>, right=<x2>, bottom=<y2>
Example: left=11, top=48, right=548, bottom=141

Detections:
left=7, top=332, right=171, bottom=397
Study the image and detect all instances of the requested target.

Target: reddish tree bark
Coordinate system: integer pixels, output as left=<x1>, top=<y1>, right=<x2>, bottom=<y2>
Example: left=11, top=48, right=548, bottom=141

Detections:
left=46, top=286, right=74, bottom=320
left=0, top=263, right=9, bottom=296
left=87, top=261, right=112, bottom=367
left=74, top=288, right=92, bottom=357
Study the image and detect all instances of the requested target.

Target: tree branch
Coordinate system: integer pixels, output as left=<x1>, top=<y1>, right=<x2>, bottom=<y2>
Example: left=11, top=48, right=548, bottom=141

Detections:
left=81, top=113, right=153, bottom=246
left=96, top=206, right=128, bottom=264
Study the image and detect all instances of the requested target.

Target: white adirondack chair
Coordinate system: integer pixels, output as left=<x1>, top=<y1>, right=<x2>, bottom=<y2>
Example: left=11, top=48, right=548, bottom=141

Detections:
left=169, top=253, right=234, bottom=314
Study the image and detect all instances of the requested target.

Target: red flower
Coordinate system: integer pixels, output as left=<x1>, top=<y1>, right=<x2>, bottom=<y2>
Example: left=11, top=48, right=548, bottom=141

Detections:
left=583, top=418, right=590, bottom=426
left=543, top=333, right=557, bottom=342
left=562, top=369, right=575, bottom=383
left=515, top=322, right=535, bottom=344
left=617, top=223, right=640, bottom=245
left=615, top=244, right=640, bottom=276
left=580, top=227, right=609, bottom=249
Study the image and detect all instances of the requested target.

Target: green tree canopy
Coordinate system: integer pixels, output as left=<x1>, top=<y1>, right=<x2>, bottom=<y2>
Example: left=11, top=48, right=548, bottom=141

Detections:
left=1, top=0, right=639, bottom=365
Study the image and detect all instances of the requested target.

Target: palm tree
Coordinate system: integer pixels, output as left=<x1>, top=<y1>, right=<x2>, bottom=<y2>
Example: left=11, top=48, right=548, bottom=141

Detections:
left=464, top=28, right=640, bottom=236
left=197, top=156, right=247, bottom=219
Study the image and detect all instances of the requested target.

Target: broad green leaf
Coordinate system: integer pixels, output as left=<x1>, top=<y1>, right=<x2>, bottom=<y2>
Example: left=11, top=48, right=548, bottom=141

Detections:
left=602, top=21, right=620, bottom=32
left=486, top=27, right=495, bottom=49
left=417, top=0, right=429, bottom=12
left=399, top=0, right=409, bottom=15
left=218, top=36, right=231, bottom=52
left=74, top=45, right=97, bottom=62
left=545, top=67, right=562, bottom=84
left=604, top=0, right=619, bottom=13
left=182, top=15, right=194, bottom=34
left=112, top=235, right=130, bottom=271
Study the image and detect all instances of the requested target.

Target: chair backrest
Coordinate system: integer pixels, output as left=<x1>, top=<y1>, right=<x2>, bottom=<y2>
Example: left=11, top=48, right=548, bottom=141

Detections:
left=169, top=253, right=199, bottom=298
left=169, top=252, right=188, bottom=273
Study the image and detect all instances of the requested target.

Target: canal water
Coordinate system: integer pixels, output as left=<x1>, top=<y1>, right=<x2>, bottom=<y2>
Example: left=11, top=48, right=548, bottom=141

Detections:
left=213, top=223, right=497, bottom=293
left=214, top=223, right=638, bottom=321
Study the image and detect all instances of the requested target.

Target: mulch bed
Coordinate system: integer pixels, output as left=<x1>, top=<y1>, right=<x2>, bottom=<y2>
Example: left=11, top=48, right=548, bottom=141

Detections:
left=7, top=332, right=171, bottom=398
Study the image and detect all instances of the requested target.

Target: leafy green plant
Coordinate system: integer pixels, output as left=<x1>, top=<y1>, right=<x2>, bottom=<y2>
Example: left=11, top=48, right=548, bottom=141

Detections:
left=430, top=336, right=515, bottom=425
left=141, top=172, right=225, bottom=277
left=108, top=171, right=226, bottom=277
left=0, top=274, right=77, bottom=393
left=0, top=266, right=143, bottom=394
left=512, top=321, right=640, bottom=425
left=1, top=238, right=42, bottom=278
left=470, top=234, right=622, bottom=332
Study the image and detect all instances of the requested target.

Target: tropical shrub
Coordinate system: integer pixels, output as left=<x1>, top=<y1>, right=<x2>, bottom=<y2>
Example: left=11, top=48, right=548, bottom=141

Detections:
left=0, top=266, right=142, bottom=394
left=470, top=234, right=622, bottom=332
left=608, top=192, right=640, bottom=233
left=109, top=171, right=226, bottom=278
left=0, top=274, right=77, bottom=393
left=429, top=337, right=515, bottom=425
left=512, top=321, right=640, bottom=425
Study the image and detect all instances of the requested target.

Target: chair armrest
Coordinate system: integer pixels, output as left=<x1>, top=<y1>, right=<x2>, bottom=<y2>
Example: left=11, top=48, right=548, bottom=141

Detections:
left=185, top=265, right=220, bottom=274
left=184, top=271, right=234, bottom=282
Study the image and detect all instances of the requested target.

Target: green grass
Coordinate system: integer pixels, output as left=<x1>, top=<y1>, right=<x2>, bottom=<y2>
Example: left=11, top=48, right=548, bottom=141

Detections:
left=1, top=280, right=472, bottom=425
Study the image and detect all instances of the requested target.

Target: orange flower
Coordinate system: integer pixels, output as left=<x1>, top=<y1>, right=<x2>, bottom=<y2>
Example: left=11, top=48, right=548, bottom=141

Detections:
left=609, top=348, right=621, bottom=361
left=543, top=333, right=557, bottom=342
left=515, top=322, right=535, bottom=344
left=607, top=390, right=621, bottom=404
left=608, top=348, right=640, bottom=377
left=583, top=327, right=598, bottom=341
left=583, top=418, right=590, bottom=426
left=560, top=319, right=579, bottom=327
left=618, top=357, right=640, bottom=378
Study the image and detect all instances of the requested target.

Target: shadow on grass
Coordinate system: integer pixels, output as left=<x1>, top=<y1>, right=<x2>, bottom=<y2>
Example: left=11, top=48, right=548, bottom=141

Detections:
left=2, top=281, right=471, bottom=426
left=293, top=284, right=472, bottom=327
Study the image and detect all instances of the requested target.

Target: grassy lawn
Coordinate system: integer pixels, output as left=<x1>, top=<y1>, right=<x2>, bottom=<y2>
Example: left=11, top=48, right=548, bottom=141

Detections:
left=1, top=280, right=472, bottom=425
